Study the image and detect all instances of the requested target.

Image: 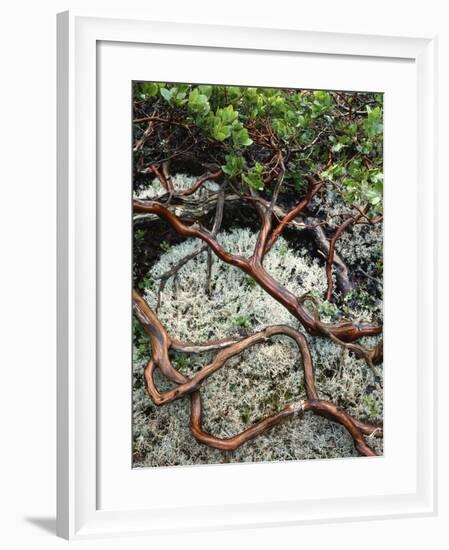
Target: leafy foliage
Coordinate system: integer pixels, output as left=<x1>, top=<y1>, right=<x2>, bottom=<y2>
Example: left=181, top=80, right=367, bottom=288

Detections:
left=133, top=82, right=383, bottom=214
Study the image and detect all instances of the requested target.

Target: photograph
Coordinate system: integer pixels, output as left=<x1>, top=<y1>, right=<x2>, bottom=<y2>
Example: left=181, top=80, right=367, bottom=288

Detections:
left=131, top=82, right=384, bottom=467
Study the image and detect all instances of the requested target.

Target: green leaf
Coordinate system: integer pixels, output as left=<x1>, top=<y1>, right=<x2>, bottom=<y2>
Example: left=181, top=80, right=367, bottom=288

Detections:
left=140, top=82, right=159, bottom=98
left=188, top=88, right=210, bottom=114
left=311, top=90, right=333, bottom=117
left=222, top=153, right=244, bottom=177
left=160, top=87, right=172, bottom=102
left=232, top=126, right=253, bottom=146
left=331, top=142, right=345, bottom=153
left=272, top=118, right=289, bottom=139
left=198, top=85, right=213, bottom=98
left=211, top=121, right=231, bottom=141
left=217, top=104, right=238, bottom=125
left=364, top=105, right=383, bottom=137
left=320, top=163, right=346, bottom=181
left=159, top=86, right=187, bottom=106
left=243, top=162, right=265, bottom=190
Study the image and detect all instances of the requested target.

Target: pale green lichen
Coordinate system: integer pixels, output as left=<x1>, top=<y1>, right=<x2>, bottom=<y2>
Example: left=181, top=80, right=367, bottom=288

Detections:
left=134, top=173, right=220, bottom=200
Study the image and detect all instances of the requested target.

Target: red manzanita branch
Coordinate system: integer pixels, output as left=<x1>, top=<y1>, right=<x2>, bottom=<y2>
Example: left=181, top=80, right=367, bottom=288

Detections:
left=145, top=324, right=318, bottom=406
left=133, top=115, right=192, bottom=129
left=264, top=176, right=325, bottom=255
left=133, top=200, right=381, bottom=342
left=190, top=393, right=378, bottom=455
left=178, top=169, right=223, bottom=196
left=148, top=163, right=174, bottom=194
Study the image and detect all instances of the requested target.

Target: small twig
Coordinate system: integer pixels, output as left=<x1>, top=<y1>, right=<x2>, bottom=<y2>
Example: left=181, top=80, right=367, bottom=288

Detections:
left=356, top=267, right=382, bottom=286
left=325, top=207, right=368, bottom=302
left=148, top=163, right=174, bottom=194
left=153, top=188, right=226, bottom=307
left=264, top=175, right=325, bottom=255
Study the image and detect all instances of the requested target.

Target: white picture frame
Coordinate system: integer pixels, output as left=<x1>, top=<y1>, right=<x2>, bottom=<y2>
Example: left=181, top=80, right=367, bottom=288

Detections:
left=57, top=12, right=437, bottom=540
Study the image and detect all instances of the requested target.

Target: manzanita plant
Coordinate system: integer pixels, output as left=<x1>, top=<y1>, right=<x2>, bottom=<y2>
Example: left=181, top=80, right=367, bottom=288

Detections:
left=131, top=82, right=384, bottom=462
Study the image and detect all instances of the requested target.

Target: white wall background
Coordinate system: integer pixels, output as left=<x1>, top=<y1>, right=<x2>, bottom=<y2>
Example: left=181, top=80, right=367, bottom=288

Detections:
left=0, top=1, right=446, bottom=548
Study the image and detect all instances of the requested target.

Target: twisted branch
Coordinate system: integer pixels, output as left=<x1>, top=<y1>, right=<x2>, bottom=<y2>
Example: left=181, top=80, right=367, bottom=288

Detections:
left=133, top=289, right=382, bottom=456
left=133, top=199, right=381, bottom=342
left=325, top=207, right=368, bottom=301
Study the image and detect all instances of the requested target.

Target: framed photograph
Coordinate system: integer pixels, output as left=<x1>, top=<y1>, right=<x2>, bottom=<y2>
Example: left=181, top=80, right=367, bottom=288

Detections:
left=57, top=12, right=437, bottom=539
